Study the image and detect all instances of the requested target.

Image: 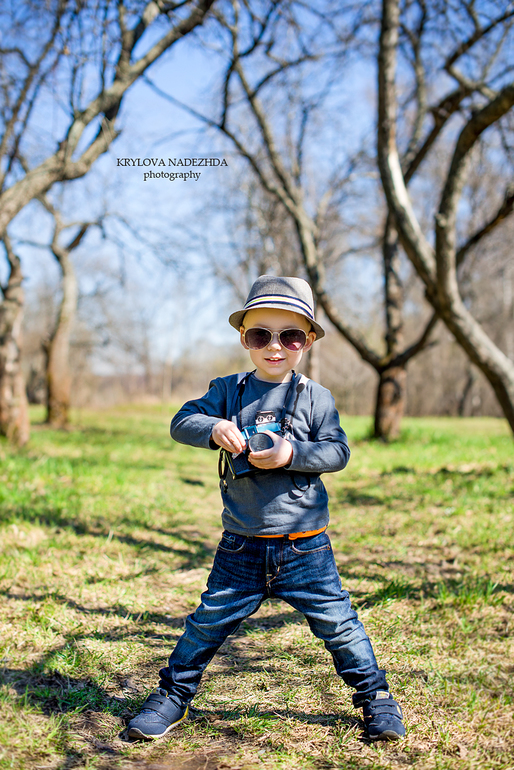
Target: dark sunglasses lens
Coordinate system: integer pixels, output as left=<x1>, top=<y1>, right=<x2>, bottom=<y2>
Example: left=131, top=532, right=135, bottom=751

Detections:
left=280, top=329, right=307, bottom=350
left=245, top=328, right=272, bottom=349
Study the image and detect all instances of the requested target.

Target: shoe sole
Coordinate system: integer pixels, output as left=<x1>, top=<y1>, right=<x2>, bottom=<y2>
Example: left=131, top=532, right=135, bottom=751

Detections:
left=368, top=729, right=404, bottom=741
left=127, top=705, right=189, bottom=740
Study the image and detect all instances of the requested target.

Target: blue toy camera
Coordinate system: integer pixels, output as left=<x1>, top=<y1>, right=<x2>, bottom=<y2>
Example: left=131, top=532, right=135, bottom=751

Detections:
left=226, top=420, right=282, bottom=478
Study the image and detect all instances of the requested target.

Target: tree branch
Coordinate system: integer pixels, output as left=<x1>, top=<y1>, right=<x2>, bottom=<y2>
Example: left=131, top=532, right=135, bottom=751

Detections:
left=445, top=9, right=514, bottom=70
left=394, top=311, right=438, bottom=367
left=436, top=81, right=514, bottom=281
left=0, top=0, right=215, bottom=236
left=404, top=86, right=471, bottom=184
left=314, top=285, right=382, bottom=369
left=456, top=185, right=514, bottom=267
left=141, top=76, right=296, bottom=212
left=377, top=0, right=436, bottom=289
left=0, top=0, right=68, bottom=189
left=399, top=2, right=427, bottom=171
left=229, top=30, right=298, bottom=202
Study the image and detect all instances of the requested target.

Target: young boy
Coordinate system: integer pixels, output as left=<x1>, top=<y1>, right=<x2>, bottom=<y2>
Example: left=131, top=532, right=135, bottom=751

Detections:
left=127, top=275, right=405, bottom=742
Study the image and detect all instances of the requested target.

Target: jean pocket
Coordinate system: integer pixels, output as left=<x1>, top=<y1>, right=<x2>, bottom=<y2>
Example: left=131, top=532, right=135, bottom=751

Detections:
left=291, top=531, right=331, bottom=554
left=217, top=531, right=247, bottom=553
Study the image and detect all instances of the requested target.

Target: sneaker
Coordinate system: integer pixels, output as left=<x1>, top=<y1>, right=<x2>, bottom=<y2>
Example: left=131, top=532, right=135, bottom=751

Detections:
left=363, top=691, right=405, bottom=740
left=127, top=688, right=188, bottom=740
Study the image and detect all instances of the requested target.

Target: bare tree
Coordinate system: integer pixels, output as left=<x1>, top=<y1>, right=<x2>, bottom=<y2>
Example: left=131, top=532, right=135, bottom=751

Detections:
left=35, top=195, right=100, bottom=428
left=0, top=235, right=29, bottom=445
left=378, top=0, right=514, bottom=434
left=147, top=0, right=441, bottom=438
left=0, top=0, right=215, bottom=441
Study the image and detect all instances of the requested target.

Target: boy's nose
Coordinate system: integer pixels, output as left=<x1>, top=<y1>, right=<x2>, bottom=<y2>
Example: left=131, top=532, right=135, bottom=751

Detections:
left=267, top=332, right=283, bottom=349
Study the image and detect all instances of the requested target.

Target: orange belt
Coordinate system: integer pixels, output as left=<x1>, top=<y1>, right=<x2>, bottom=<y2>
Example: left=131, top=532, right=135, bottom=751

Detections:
left=255, top=526, right=327, bottom=541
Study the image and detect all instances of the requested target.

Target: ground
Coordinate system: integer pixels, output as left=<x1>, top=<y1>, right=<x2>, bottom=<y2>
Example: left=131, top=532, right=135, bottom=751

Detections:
left=0, top=408, right=513, bottom=769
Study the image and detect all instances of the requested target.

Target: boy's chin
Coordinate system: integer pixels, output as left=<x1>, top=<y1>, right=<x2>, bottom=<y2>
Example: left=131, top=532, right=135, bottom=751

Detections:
left=254, top=367, right=293, bottom=383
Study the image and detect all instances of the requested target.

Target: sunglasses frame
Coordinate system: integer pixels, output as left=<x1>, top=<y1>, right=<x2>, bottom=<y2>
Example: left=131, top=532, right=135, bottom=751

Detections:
left=243, top=326, right=309, bottom=351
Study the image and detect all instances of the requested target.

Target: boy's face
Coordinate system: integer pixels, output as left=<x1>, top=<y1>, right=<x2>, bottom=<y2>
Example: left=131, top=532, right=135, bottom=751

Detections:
left=240, top=307, right=316, bottom=383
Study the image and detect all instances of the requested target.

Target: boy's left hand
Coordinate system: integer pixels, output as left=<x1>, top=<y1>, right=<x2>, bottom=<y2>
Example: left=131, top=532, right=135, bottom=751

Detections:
left=248, top=431, right=293, bottom=469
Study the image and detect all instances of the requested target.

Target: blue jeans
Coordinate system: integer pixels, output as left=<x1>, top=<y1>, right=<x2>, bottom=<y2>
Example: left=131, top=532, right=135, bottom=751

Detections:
left=159, top=531, right=388, bottom=707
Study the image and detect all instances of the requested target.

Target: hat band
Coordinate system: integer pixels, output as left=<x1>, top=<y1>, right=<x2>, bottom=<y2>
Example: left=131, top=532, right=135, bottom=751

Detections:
left=243, top=293, right=314, bottom=320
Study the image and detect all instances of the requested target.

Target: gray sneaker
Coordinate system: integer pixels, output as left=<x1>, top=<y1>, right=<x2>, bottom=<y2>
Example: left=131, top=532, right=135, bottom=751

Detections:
left=127, top=688, right=188, bottom=740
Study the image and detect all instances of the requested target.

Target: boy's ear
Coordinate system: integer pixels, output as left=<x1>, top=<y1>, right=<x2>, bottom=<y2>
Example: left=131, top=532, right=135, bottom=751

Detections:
left=240, top=327, right=249, bottom=349
left=303, top=331, right=316, bottom=353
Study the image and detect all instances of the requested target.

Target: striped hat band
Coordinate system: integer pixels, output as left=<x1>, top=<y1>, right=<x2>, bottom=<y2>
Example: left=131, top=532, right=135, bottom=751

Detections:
left=244, top=293, right=315, bottom=320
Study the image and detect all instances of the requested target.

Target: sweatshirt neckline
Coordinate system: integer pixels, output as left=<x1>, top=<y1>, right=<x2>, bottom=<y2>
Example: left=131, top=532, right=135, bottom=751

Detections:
left=250, top=372, right=292, bottom=386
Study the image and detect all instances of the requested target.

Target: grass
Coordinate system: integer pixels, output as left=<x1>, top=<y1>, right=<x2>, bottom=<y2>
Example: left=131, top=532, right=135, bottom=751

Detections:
left=0, top=407, right=513, bottom=769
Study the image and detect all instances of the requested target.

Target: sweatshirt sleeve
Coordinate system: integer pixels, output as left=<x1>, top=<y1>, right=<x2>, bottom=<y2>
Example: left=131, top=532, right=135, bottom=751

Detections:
left=170, top=377, right=228, bottom=449
left=286, top=385, right=350, bottom=474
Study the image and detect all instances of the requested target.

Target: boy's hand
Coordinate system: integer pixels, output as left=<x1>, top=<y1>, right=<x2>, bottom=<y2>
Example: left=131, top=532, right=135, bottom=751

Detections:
left=211, top=420, right=246, bottom=454
left=248, top=431, right=293, bottom=469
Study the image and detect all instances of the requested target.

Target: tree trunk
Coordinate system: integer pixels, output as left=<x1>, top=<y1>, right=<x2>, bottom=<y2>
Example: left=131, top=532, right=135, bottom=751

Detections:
left=384, top=216, right=404, bottom=358
left=374, top=365, right=406, bottom=440
left=46, top=251, right=78, bottom=428
left=0, top=244, right=29, bottom=446
left=374, top=215, right=406, bottom=440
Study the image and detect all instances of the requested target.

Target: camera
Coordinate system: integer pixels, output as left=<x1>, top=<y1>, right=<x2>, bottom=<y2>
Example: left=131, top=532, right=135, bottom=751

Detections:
left=224, top=420, right=282, bottom=479
left=218, top=371, right=304, bottom=483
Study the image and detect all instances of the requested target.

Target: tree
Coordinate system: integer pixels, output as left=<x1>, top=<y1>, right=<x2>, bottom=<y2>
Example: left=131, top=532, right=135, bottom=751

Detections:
left=147, top=0, right=440, bottom=438
left=0, top=0, right=216, bottom=441
left=0, top=235, right=29, bottom=445
left=37, top=196, right=99, bottom=428
left=378, top=0, right=514, bottom=434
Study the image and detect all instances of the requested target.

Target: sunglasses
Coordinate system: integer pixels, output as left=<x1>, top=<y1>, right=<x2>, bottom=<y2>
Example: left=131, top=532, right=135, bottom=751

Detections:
left=243, top=327, right=308, bottom=351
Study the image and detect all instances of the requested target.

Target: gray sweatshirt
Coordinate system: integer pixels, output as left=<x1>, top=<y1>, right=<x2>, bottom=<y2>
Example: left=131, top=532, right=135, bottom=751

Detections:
left=170, top=372, right=350, bottom=536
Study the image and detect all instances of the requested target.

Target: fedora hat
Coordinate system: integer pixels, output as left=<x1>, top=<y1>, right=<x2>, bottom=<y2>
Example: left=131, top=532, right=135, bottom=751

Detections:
left=229, top=275, right=325, bottom=339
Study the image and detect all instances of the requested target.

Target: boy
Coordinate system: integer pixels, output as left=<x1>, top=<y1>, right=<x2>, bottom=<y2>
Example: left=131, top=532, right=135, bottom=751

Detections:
left=127, top=275, right=405, bottom=742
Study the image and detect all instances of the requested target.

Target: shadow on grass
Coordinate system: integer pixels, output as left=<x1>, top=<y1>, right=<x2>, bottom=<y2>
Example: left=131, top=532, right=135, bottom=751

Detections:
left=190, top=702, right=360, bottom=734
left=335, top=489, right=386, bottom=506
left=0, top=502, right=215, bottom=569
left=1, top=667, right=130, bottom=717
left=0, top=665, right=131, bottom=768
left=7, top=579, right=500, bottom=768
left=1, top=588, right=196, bottom=637
left=350, top=574, right=509, bottom=606
left=335, top=463, right=513, bottom=509
left=0, top=632, right=363, bottom=768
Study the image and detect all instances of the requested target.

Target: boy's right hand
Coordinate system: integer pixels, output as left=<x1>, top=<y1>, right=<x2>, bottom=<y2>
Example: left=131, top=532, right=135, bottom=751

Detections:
left=211, top=420, right=246, bottom=454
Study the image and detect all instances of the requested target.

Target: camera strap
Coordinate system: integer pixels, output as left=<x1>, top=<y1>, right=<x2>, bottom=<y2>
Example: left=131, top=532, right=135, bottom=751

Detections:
left=280, top=371, right=308, bottom=437
left=218, top=371, right=253, bottom=483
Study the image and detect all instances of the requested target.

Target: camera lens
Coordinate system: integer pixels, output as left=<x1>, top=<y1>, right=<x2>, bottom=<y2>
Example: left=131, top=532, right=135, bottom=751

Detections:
left=248, top=433, right=274, bottom=452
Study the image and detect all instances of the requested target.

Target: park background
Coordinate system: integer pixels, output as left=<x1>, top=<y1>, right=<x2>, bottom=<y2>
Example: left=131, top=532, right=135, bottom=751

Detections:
left=0, top=1, right=513, bottom=769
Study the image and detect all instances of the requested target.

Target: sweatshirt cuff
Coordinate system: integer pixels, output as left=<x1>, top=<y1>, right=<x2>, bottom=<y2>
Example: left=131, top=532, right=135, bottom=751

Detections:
left=208, top=420, right=223, bottom=450
left=286, top=439, right=306, bottom=471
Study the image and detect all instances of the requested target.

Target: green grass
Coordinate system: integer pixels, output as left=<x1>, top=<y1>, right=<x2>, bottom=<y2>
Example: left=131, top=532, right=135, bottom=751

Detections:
left=0, top=409, right=513, bottom=769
